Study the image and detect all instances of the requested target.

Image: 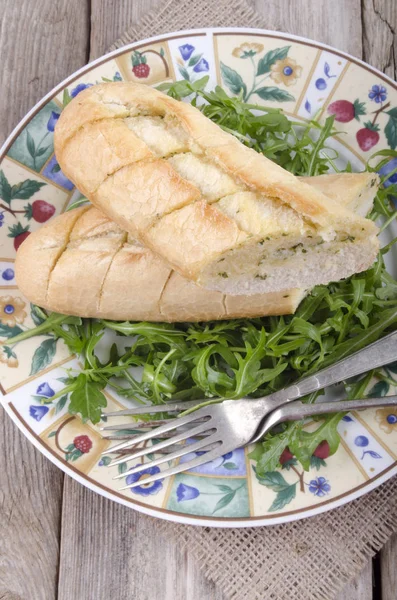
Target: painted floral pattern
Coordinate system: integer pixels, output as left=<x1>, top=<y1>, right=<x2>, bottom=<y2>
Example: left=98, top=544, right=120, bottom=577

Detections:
left=125, top=465, right=164, bottom=496
left=327, top=82, right=397, bottom=151
left=252, top=447, right=331, bottom=512
left=176, top=44, right=209, bottom=82
left=221, top=44, right=300, bottom=103
left=129, top=48, right=169, bottom=81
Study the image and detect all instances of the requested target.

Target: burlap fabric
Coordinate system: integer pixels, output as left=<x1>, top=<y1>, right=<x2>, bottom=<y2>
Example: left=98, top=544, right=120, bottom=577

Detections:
left=109, top=2, right=397, bottom=598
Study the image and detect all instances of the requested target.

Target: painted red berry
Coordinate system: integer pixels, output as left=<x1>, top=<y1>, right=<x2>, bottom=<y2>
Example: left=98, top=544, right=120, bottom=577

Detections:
left=327, top=99, right=366, bottom=123
left=14, top=231, right=31, bottom=251
left=132, top=63, right=150, bottom=78
left=313, top=440, right=330, bottom=459
left=25, top=200, right=56, bottom=223
left=356, top=123, right=380, bottom=152
left=279, top=447, right=294, bottom=465
left=73, top=435, right=92, bottom=454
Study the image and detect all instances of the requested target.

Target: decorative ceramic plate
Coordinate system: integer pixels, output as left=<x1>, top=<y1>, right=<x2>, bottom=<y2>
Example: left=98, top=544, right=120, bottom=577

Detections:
left=1, top=28, right=397, bottom=527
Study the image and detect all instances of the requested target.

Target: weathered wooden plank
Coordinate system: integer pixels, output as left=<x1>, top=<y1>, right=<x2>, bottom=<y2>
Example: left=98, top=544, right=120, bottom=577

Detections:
left=0, top=0, right=89, bottom=145
left=380, top=532, right=397, bottom=600
left=252, top=0, right=363, bottom=57
left=57, top=477, right=224, bottom=600
left=362, top=0, right=397, bottom=79
left=336, top=561, right=373, bottom=600
left=0, top=407, right=64, bottom=599
left=0, top=1, right=89, bottom=599
left=90, top=0, right=161, bottom=60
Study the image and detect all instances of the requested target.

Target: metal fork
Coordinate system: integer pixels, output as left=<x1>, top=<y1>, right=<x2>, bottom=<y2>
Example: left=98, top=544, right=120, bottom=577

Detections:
left=102, top=330, right=397, bottom=490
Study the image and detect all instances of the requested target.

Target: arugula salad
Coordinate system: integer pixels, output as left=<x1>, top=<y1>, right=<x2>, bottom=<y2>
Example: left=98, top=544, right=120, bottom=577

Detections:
left=8, top=76, right=397, bottom=475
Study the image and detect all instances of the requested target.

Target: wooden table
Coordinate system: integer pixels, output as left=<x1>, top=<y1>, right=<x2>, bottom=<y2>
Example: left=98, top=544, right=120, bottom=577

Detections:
left=1, top=1, right=396, bottom=598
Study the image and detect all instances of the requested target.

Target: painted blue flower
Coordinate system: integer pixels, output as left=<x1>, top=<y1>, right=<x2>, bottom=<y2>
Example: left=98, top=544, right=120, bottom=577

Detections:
left=36, top=382, right=55, bottom=398
left=0, top=213, right=4, bottom=228
left=98, top=458, right=105, bottom=466
left=125, top=465, right=163, bottom=496
left=70, top=83, right=93, bottom=98
left=193, top=58, right=209, bottom=73
left=368, top=84, right=387, bottom=104
left=179, top=44, right=195, bottom=60
left=29, top=405, right=49, bottom=422
left=2, top=267, right=14, bottom=280
left=114, top=71, right=122, bottom=81
left=387, top=414, right=397, bottom=424
left=47, top=111, right=60, bottom=132
left=342, top=415, right=353, bottom=422
left=176, top=483, right=200, bottom=502
left=378, top=158, right=397, bottom=189
left=308, top=476, right=331, bottom=497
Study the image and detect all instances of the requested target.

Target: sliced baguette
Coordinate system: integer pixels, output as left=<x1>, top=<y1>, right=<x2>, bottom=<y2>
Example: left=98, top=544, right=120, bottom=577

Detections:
left=54, top=82, right=379, bottom=295
left=15, top=172, right=376, bottom=321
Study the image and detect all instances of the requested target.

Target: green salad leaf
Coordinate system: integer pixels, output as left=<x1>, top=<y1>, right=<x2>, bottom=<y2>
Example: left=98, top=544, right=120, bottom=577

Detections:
left=5, top=81, right=397, bottom=472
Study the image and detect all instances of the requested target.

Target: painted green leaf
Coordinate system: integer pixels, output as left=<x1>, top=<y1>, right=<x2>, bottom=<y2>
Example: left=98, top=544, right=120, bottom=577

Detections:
left=386, top=362, right=397, bottom=374
left=215, top=484, right=233, bottom=493
left=0, top=170, right=12, bottom=204
left=55, top=395, right=68, bottom=415
left=213, top=490, right=236, bottom=514
left=48, top=431, right=56, bottom=438
left=385, top=108, right=397, bottom=150
left=30, top=337, right=57, bottom=375
left=255, top=87, right=295, bottom=102
left=0, top=323, right=23, bottom=338
left=26, top=131, right=36, bottom=158
left=118, top=462, right=128, bottom=475
left=10, top=179, right=46, bottom=200
left=268, top=482, right=296, bottom=512
left=35, top=146, right=51, bottom=158
left=160, top=47, right=165, bottom=57
left=220, top=62, right=247, bottom=97
left=223, top=462, right=238, bottom=470
left=188, top=53, right=202, bottom=67
left=256, top=470, right=289, bottom=491
left=51, top=163, right=61, bottom=173
left=310, top=455, right=326, bottom=470
left=100, top=456, right=112, bottom=466
left=367, top=379, right=389, bottom=397
left=256, top=46, right=290, bottom=76
left=68, top=374, right=107, bottom=424
left=282, top=458, right=299, bottom=471
left=178, top=65, right=190, bottom=81
left=101, top=76, right=112, bottom=82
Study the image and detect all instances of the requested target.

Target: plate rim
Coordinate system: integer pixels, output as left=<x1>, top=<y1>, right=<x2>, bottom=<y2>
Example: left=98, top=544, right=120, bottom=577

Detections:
left=1, top=26, right=397, bottom=528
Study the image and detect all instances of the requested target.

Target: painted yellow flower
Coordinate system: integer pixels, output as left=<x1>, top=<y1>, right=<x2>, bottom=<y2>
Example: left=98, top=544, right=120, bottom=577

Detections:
left=375, top=407, right=397, bottom=434
left=232, top=43, right=264, bottom=58
left=0, top=296, right=26, bottom=327
left=270, top=58, right=302, bottom=87
left=0, top=347, right=18, bottom=368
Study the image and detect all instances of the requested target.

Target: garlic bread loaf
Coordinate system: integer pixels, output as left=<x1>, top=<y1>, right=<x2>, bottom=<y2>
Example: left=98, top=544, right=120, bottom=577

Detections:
left=15, top=206, right=305, bottom=321
left=54, top=82, right=379, bottom=295
left=15, top=172, right=377, bottom=321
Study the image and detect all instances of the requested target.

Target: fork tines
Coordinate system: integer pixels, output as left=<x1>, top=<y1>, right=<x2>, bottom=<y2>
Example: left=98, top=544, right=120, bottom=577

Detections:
left=102, top=408, right=224, bottom=490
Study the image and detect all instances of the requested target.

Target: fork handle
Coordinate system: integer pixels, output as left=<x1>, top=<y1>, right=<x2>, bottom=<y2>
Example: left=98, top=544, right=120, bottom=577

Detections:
left=278, top=395, right=397, bottom=423
left=269, top=330, right=397, bottom=406
left=253, top=395, right=397, bottom=441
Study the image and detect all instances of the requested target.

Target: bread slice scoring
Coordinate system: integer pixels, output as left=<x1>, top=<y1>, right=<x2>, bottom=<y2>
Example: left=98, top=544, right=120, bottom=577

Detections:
left=15, top=172, right=378, bottom=322
left=55, top=82, right=379, bottom=295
